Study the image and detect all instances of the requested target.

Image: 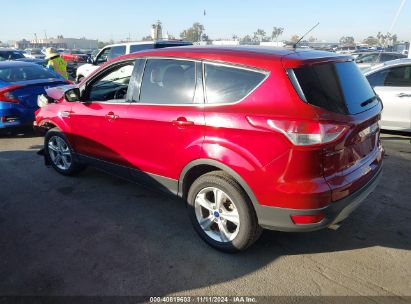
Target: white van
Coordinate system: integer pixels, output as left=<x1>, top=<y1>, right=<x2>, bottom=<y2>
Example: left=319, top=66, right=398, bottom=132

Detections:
left=76, top=40, right=192, bottom=82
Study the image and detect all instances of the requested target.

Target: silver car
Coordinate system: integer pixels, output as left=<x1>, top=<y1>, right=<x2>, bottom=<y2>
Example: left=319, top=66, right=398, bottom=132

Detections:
left=364, top=58, right=411, bottom=132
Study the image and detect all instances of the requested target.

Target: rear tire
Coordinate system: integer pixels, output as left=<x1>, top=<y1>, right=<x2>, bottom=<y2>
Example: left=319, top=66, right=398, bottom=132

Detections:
left=187, top=171, right=262, bottom=252
left=44, top=128, right=85, bottom=176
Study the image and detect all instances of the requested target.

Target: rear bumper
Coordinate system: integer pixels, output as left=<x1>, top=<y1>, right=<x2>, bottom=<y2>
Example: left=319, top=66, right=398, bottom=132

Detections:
left=255, top=164, right=383, bottom=232
left=0, top=105, right=35, bottom=129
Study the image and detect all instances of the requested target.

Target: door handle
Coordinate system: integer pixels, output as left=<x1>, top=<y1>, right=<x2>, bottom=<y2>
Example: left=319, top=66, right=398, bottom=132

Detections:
left=172, top=117, right=195, bottom=127
left=105, top=112, right=119, bottom=121
left=397, top=93, right=411, bottom=98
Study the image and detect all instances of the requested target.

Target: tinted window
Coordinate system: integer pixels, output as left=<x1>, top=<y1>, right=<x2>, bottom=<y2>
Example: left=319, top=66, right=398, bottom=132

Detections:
left=384, top=66, right=411, bottom=87
left=0, top=65, right=59, bottom=82
left=204, top=64, right=266, bottom=104
left=109, top=46, right=126, bottom=60
left=293, top=61, right=376, bottom=115
left=366, top=69, right=389, bottom=87
left=139, top=59, right=196, bottom=104
left=358, top=53, right=379, bottom=63
left=130, top=44, right=154, bottom=54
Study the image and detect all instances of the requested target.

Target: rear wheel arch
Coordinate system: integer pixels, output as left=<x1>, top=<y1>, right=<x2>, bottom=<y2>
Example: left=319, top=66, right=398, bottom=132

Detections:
left=179, top=159, right=260, bottom=209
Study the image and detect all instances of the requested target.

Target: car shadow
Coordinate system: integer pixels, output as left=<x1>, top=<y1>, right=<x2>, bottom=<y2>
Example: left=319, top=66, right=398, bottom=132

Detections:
left=0, top=127, right=41, bottom=139
left=0, top=142, right=410, bottom=296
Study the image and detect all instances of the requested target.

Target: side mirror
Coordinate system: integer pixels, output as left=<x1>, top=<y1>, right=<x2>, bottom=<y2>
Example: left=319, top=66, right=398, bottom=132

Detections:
left=64, top=88, right=81, bottom=102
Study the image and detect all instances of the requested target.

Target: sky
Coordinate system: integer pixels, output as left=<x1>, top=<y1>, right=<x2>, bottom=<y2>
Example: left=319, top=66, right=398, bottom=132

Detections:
left=1, top=0, right=410, bottom=43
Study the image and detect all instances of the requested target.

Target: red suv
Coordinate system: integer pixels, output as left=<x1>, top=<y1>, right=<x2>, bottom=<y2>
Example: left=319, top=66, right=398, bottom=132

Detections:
left=35, top=46, right=384, bottom=252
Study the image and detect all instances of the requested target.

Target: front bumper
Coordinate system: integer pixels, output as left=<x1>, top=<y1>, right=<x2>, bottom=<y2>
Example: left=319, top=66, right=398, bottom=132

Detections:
left=255, top=165, right=383, bottom=232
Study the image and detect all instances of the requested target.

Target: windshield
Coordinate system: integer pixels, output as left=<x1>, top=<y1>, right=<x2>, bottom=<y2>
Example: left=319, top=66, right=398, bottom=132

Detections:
left=291, top=61, right=377, bottom=115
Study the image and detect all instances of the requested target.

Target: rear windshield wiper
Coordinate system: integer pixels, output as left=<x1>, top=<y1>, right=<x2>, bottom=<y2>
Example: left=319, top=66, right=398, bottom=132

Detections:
left=360, top=96, right=377, bottom=108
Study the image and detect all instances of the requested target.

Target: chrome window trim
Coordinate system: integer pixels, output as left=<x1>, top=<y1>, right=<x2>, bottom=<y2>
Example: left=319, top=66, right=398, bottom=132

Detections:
left=82, top=56, right=270, bottom=107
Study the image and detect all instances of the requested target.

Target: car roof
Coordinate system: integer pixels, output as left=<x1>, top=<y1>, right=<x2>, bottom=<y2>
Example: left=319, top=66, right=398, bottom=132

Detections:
left=118, top=45, right=348, bottom=64
left=0, top=48, right=23, bottom=52
left=0, top=61, right=39, bottom=68
left=103, top=40, right=192, bottom=48
left=364, top=58, right=411, bottom=75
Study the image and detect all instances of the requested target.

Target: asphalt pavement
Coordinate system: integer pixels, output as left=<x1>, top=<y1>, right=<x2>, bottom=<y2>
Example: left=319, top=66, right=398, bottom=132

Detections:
left=0, top=129, right=410, bottom=299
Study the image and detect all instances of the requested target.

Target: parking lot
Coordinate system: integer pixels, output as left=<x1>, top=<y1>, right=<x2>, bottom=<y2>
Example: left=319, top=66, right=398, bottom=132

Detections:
left=0, top=130, right=410, bottom=298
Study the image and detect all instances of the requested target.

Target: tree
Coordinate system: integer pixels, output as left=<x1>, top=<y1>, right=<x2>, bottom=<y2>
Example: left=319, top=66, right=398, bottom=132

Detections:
left=98, top=41, right=112, bottom=49
left=142, top=35, right=153, bottom=41
left=271, top=27, right=284, bottom=42
left=363, top=36, right=379, bottom=46
left=392, top=34, right=398, bottom=45
left=240, top=35, right=254, bottom=44
left=291, top=35, right=300, bottom=43
left=254, top=29, right=269, bottom=42
left=180, top=22, right=205, bottom=42
left=339, top=36, right=355, bottom=45
left=308, top=36, right=317, bottom=43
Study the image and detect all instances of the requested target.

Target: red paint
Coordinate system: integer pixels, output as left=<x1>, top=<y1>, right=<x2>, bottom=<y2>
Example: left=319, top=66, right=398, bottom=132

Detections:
left=35, top=47, right=384, bottom=214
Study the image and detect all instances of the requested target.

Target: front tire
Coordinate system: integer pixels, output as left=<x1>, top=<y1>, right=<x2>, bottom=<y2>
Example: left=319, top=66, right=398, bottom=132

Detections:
left=187, top=171, right=262, bottom=252
left=44, top=128, right=85, bottom=176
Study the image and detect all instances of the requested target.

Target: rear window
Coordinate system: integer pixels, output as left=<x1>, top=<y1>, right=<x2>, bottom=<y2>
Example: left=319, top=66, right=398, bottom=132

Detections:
left=204, top=64, right=266, bottom=104
left=291, top=61, right=377, bottom=115
left=0, top=51, right=25, bottom=60
left=0, top=65, right=58, bottom=82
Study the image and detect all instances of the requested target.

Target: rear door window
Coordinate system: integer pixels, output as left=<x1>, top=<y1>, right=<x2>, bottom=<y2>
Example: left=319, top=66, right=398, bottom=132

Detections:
left=291, top=61, right=377, bottom=115
left=204, top=64, right=266, bottom=104
left=0, top=65, right=59, bottom=82
left=139, top=59, right=197, bottom=104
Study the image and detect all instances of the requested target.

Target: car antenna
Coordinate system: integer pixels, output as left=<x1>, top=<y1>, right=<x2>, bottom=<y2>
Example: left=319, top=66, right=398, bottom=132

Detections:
left=293, top=22, right=320, bottom=49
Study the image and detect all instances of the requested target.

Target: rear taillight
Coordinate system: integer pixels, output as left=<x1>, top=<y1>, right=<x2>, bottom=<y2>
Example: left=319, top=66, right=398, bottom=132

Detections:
left=247, top=116, right=349, bottom=147
left=0, top=85, right=23, bottom=104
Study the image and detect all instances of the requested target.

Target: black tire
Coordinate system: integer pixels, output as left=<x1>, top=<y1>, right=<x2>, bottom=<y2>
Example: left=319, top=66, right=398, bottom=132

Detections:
left=187, top=171, right=262, bottom=253
left=44, top=128, right=86, bottom=176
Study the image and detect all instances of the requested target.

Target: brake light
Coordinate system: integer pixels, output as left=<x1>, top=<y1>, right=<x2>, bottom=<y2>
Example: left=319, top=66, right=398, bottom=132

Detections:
left=0, top=85, right=23, bottom=104
left=247, top=116, right=349, bottom=146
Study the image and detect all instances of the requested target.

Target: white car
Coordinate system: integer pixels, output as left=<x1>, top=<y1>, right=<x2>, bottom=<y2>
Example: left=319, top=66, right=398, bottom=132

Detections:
left=364, top=58, right=411, bottom=132
left=24, top=48, right=46, bottom=59
left=76, top=40, right=192, bottom=82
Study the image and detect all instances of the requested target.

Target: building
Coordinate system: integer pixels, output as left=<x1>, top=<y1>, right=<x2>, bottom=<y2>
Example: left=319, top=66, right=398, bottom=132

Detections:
left=15, top=37, right=98, bottom=50
left=151, top=21, right=163, bottom=40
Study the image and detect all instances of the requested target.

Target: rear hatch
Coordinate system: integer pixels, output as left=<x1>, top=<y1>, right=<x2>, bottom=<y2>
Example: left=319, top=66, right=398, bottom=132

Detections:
left=284, top=52, right=383, bottom=201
